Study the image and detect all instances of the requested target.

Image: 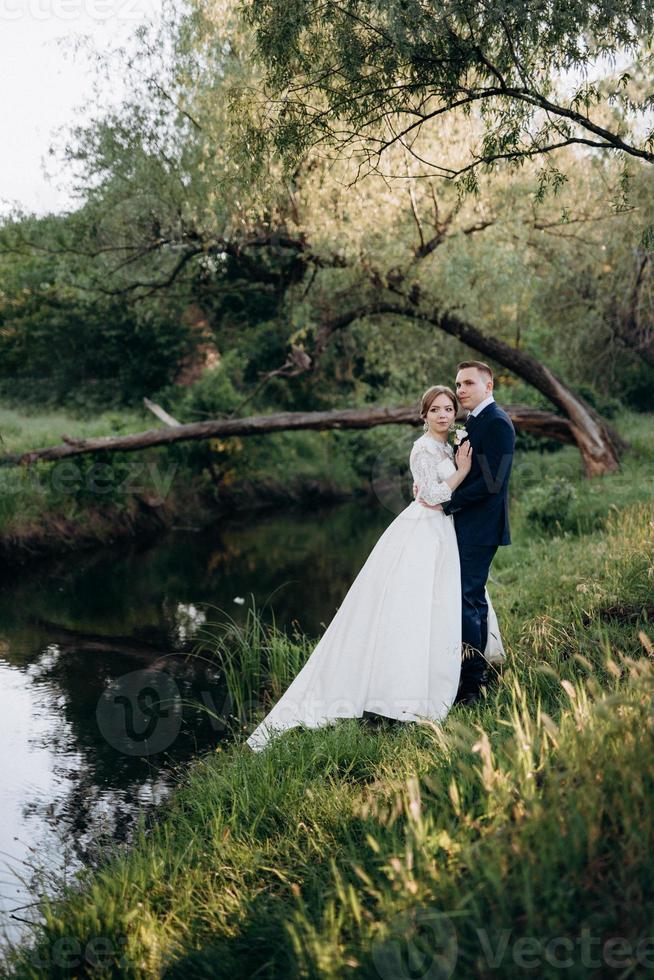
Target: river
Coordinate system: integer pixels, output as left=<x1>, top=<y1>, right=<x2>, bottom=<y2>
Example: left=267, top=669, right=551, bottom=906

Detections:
left=0, top=498, right=391, bottom=946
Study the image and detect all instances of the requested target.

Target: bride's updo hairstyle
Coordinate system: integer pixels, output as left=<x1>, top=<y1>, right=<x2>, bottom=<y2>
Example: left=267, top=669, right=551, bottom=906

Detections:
left=420, top=385, right=459, bottom=425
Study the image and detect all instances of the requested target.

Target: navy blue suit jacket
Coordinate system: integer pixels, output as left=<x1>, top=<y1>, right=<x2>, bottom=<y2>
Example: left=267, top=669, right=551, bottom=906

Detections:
left=441, top=401, right=515, bottom=546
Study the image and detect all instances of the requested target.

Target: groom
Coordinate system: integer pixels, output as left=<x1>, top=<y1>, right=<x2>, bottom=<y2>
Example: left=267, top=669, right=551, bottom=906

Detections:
left=415, top=361, right=515, bottom=705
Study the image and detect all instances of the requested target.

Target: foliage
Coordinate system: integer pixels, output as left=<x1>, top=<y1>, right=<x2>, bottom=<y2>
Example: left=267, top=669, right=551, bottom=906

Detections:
left=523, top=476, right=578, bottom=532
left=0, top=239, right=193, bottom=411
left=240, top=0, right=654, bottom=187
left=1, top=0, right=653, bottom=437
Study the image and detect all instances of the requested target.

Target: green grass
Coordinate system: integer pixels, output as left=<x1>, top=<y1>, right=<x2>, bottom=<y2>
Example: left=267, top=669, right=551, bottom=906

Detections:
left=0, top=404, right=158, bottom=543
left=0, top=402, right=652, bottom=559
left=2, top=485, right=653, bottom=976
left=0, top=404, right=149, bottom=455
left=0, top=404, right=151, bottom=508
left=0, top=404, right=362, bottom=551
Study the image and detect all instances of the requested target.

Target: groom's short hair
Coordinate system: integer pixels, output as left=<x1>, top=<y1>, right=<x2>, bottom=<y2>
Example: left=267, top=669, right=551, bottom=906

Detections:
left=457, top=360, right=493, bottom=382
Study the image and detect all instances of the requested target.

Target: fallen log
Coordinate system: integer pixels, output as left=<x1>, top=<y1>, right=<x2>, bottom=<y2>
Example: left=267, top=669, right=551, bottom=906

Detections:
left=1, top=403, right=575, bottom=466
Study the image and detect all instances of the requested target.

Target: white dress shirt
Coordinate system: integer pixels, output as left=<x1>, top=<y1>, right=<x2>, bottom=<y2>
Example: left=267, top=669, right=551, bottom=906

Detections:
left=469, top=394, right=495, bottom=418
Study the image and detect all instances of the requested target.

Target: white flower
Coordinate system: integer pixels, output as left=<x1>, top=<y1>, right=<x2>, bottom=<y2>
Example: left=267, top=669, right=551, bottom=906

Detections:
left=233, top=596, right=245, bottom=605
left=453, top=427, right=468, bottom=446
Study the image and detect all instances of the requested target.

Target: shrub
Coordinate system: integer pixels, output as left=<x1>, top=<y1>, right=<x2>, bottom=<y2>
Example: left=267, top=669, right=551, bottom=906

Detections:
left=523, top=476, right=578, bottom=532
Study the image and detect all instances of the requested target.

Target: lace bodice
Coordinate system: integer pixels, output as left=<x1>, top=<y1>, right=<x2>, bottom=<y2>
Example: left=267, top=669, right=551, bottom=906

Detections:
left=409, top=433, right=455, bottom=505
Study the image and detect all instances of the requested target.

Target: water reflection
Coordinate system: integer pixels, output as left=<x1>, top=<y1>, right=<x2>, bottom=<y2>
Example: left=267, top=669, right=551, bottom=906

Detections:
left=0, top=499, right=390, bottom=942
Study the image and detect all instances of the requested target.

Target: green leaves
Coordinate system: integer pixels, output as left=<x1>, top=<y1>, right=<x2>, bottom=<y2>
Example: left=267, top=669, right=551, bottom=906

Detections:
left=241, top=0, right=654, bottom=189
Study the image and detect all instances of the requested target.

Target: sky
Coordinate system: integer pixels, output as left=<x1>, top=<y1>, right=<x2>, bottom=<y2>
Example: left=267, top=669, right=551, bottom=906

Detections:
left=0, top=0, right=162, bottom=218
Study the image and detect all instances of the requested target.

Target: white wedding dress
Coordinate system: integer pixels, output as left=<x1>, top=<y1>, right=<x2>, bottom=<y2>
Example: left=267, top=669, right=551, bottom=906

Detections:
left=246, top=432, right=505, bottom=752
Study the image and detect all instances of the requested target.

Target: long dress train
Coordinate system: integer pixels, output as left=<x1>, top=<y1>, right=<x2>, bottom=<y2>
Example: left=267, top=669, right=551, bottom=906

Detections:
left=246, top=432, right=504, bottom=752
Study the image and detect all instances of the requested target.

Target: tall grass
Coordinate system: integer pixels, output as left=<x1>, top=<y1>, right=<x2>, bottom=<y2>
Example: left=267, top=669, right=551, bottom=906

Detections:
left=190, top=599, right=315, bottom=729
left=2, top=493, right=653, bottom=979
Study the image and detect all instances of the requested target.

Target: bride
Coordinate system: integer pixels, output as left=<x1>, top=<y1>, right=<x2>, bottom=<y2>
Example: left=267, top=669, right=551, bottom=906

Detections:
left=246, top=385, right=505, bottom=753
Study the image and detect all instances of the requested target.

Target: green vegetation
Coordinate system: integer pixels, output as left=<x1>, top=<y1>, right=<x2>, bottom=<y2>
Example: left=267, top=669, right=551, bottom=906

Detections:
left=2, top=1, right=654, bottom=458
left=0, top=404, right=194, bottom=555
left=507, top=410, right=654, bottom=537
left=241, top=0, right=654, bottom=184
left=1, top=1, right=653, bottom=974
left=2, top=399, right=652, bottom=568
left=2, top=417, right=652, bottom=978
left=1, top=3, right=653, bottom=558
left=0, top=401, right=362, bottom=557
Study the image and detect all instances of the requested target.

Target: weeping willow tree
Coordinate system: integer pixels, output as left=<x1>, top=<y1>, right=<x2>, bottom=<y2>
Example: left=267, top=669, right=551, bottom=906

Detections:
left=5, top=0, right=654, bottom=473
left=238, top=0, right=654, bottom=183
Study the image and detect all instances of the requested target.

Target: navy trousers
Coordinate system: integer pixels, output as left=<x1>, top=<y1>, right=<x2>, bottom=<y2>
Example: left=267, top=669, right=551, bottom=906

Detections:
left=456, top=543, right=498, bottom=697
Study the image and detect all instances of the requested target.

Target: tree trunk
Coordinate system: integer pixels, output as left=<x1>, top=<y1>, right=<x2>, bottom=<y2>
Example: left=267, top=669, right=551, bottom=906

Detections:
left=336, top=302, right=625, bottom=476
left=313, top=297, right=624, bottom=475
left=3, top=404, right=575, bottom=466
left=436, top=309, right=625, bottom=476
left=609, top=253, right=654, bottom=369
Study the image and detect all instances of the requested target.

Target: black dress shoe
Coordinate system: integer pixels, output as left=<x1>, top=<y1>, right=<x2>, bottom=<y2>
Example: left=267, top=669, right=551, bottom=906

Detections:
left=457, top=689, right=484, bottom=706
left=362, top=711, right=395, bottom=729
left=455, top=679, right=491, bottom=706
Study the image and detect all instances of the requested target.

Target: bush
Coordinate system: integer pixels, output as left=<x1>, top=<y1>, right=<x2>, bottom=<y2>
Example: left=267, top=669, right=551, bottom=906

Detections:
left=523, top=476, right=578, bottom=532
left=0, top=285, right=193, bottom=413
left=576, top=383, right=623, bottom=419
left=162, top=349, right=245, bottom=421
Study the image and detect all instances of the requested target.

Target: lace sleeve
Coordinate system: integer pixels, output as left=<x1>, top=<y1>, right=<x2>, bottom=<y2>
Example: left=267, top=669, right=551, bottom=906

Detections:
left=410, top=446, right=453, bottom=505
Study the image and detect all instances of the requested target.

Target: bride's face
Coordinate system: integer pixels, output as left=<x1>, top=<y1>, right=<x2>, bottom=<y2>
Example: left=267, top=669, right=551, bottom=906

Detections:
left=425, top=394, right=456, bottom=436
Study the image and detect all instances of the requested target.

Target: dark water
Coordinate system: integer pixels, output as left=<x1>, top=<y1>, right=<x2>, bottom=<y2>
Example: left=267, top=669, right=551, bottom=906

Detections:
left=0, top=499, right=391, bottom=943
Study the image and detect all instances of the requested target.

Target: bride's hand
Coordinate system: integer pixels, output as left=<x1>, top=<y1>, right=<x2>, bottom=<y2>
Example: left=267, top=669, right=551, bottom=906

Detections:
left=455, top=441, right=473, bottom=475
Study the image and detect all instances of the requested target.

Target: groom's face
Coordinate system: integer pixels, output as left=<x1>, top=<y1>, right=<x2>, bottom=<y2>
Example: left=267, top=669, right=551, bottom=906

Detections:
left=455, top=367, right=493, bottom=411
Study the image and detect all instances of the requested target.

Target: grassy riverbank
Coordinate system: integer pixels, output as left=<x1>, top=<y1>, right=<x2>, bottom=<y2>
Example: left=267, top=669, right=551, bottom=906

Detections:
left=1, top=402, right=653, bottom=570
left=2, top=420, right=653, bottom=977
left=0, top=405, right=171, bottom=560
left=0, top=404, right=359, bottom=565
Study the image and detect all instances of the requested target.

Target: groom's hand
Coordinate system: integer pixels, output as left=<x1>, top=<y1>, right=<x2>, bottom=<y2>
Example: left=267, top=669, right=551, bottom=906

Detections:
left=413, top=482, right=442, bottom=510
